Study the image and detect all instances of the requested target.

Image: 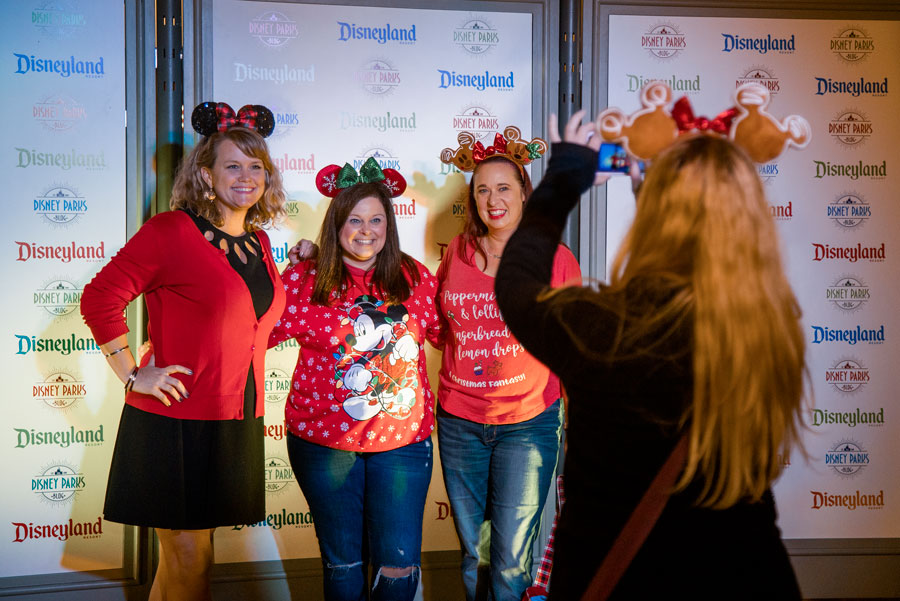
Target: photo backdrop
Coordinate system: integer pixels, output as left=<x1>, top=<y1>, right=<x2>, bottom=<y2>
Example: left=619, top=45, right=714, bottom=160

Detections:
left=603, top=14, right=898, bottom=539
left=0, top=0, right=128, bottom=580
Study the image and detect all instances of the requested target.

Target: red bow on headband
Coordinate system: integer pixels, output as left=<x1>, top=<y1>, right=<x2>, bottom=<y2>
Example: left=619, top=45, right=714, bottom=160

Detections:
left=672, top=97, right=737, bottom=135
left=215, top=103, right=263, bottom=132
left=472, top=133, right=508, bottom=164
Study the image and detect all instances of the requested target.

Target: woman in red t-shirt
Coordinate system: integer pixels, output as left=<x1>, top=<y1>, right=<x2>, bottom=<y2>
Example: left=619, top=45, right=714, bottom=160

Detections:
left=436, top=135, right=581, bottom=601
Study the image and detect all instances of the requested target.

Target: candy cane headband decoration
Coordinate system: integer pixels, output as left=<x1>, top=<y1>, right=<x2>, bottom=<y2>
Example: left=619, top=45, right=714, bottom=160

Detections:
left=440, top=125, right=548, bottom=173
left=191, top=102, right=276, bottom=138
left=315, top=157, right=407, bottom=198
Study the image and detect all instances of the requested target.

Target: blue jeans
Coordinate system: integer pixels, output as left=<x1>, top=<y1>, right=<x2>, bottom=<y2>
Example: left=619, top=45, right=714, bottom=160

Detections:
left=286, top=434, right=433, bottom=601
left=437, top=400, right=562, bottom=601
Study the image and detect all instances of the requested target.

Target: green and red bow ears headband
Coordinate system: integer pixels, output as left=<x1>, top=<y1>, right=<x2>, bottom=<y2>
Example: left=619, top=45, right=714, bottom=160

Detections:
left=315, top=157, right=407, bottom=198
left=191, top=102, right=275, bottom=138
left=440, top=125, right=548, bottom=173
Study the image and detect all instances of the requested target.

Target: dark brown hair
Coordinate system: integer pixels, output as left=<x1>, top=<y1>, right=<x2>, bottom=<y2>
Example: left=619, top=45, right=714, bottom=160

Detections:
left=170, top=127, right=286, bottom=231
left=312, top=182, right=420, bottom=305
left=457, top=156, right=533, bottom=268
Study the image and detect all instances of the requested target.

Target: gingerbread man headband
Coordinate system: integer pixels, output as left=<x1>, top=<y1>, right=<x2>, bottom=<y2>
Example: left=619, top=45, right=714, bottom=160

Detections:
left=191, top=102, right=276, bottom=138
left=315, top=157, right=407, bottom=198
left=440, top=125, right=548, bottom=172
left=598, top=82, right=811, bottom=163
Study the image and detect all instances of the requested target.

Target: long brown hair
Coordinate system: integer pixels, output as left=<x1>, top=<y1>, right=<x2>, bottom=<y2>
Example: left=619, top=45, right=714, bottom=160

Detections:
left=457, top=156, right=534, bottom=268
left=550, top=134, right=806, bottom=509
left=170, top=127, right=286, bottom=231
left=312, top=182, right=420, bottom=305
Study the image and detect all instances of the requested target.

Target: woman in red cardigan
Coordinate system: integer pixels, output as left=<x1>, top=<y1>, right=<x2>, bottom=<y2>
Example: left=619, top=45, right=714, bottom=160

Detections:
left=80, top=103, right=286, bottom=601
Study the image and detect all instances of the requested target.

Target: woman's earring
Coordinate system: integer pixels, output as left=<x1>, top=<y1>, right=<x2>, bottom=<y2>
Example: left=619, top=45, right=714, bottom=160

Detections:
left=205, top=187, right=217, bottom=202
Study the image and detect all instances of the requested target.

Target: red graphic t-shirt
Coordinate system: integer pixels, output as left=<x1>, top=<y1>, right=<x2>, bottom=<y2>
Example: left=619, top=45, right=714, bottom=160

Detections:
left=269, top=259, right=441, bottom=451
left=435, top=235, right=581, bottom=424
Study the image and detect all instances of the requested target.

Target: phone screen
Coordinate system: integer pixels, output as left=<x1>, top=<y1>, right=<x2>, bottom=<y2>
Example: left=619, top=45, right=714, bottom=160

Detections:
left=598, top=143, right=644, bottom=173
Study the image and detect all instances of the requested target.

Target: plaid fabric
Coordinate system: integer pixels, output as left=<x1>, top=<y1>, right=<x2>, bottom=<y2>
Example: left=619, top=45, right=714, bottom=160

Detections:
left=534, top=475, right=566, bottom=588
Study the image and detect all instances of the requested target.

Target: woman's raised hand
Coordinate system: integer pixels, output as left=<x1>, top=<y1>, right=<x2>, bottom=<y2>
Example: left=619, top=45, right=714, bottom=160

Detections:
left=549, top=111, right=610, bottom=186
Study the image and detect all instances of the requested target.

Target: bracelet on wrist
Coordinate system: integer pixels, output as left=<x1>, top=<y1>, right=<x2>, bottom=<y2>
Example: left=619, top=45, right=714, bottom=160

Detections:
left=104, top=344, right=129, bottom=358
left=125, top=366, right=139, bottom=393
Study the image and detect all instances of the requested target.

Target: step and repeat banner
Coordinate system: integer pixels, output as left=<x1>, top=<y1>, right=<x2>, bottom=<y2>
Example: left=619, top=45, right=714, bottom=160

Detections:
left=1, top=0, right=128, bottom=581
left=207, top=0, right=538, bottom=563
left=603, top=15, right=898, bottom=539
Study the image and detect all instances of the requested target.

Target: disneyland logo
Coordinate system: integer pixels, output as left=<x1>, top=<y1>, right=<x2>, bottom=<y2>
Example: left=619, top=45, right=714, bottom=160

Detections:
left=272, top=152, right=315, bottom=174
left=272, top=338, right=300, bottom=352
left=824, top=439, right=870, bottom=477
left=815, top=76, right=888, bottom=97
left=233, top=62, right=315, bottom=85
left=34, top=370, right=87, bottom=410
left=16, top=147, right=106, bottom=170
left=354, top=147, right=401, bottom=172
left=810, top=324, right=884, bottom=346
left=233, top=508, right=313, bottom=531
left=826, top=275, right=869, bottom=313
left=33, top=94, right=86, bottom=132
left=34, top=278, right=82, bottom=316
left=812, top=408, right=883, bottom=428
left=355, top=58, right=401, bottom=96
left=337, top=21, right=417, bottom=45
left=640, top=23, right=686, bottom=59
left=14, top=52, right=104, bottom=78
left=810, top=490, right=883, bottom=510
left=768, top=200, right=791, bottom=221
left=15, top=425, right=104, bottom=449
left=453, top=17, right=499, bottom=55
left=736, top=66, right=780, bottom=94
left=626, top=74, right=700, bottom=94
left=722, top=33, right=795, bottom=54
left=31, top=462, right=85, bottom=504
left=813, top=160, right=886, bottom=180
left=32, top=1, right=87, bottom=38
left=249, top=11, right=299, bottom=48
left=15, top=333, right=99, bottom=356
left=827, top=193, right=870, bottom=231
left=391, top=197, right=417, bottom=220
left=811, top=242, right=884, bottom=263
left=340, top=110, right=417, bottom=133
left=33, top=185, right=88, bottom=226
left=264, top=456, right=294, bottom=493
left=438, top=69, right=514, bottom=91
left=265, top=423, right=287, bottom=441
left=12, top=517, right=103, bottom=542
left=830, top=27, right=874, bottom=63
left=15, top=240, right=105, bottom=263
left=824, top=358, right=869, bottom=394
left=270, top=242, right=290, bottom=265
left=829, top=110, right=872, bottom=147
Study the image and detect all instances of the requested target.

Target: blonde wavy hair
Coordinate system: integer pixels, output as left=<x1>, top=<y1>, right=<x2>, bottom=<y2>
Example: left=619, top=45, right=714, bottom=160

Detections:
left=170, top=127, right=286, bottom=231
left=562, top=134, right=805, bottom=509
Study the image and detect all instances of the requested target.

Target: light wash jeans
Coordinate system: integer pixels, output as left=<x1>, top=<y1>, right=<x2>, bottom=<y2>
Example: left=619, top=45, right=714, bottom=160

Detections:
left=287, top=434, right=433, bottom=601
left=437, top=400, right=562, bottom=601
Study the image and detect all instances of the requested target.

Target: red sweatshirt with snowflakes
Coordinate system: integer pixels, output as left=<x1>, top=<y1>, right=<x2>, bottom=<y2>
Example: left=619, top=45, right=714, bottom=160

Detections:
left=269, top=259, right=441, bottom=451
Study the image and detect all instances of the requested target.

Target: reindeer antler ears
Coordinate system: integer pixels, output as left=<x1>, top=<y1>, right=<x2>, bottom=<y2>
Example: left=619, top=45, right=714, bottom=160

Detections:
left=440, top=125, right=547, bottom=172
left=191, top=102, right=276, bottom=138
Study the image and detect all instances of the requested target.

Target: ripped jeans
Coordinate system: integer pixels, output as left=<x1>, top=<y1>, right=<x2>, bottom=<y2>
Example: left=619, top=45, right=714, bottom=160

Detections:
left=287, top=433, right=433, bottom=601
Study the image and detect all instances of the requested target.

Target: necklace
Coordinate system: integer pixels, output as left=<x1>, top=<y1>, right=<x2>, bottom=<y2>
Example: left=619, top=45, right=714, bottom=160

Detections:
left=481, top=240, right=503, bottom=260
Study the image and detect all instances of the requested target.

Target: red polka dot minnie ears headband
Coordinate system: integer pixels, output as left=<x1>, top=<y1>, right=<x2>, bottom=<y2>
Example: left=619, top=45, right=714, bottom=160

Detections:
left=315, top=157, right=407, bottom=198
left=440, top=125, right=548, bottom=173
left=191, top=101, right=276, bottom=138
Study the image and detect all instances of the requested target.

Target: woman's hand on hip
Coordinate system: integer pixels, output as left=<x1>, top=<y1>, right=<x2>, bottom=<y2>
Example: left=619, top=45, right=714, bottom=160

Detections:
left=133, top=353, right=192, bottom=406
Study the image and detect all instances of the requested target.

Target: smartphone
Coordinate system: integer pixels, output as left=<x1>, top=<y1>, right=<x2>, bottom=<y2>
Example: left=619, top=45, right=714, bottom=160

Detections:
left=598, top=143, right=644, bottom=173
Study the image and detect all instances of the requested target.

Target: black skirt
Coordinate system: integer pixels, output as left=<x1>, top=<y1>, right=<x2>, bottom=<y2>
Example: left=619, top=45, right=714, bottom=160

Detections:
left=103, top=368, right=264, bottom=530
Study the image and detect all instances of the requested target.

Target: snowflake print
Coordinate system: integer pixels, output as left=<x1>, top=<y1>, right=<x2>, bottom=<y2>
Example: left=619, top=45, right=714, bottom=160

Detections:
left=302, top=307, right=309, bottom=313
left=285, top=321, right=293, bottom=329
left=388, top=425, right=395, bottom=432
left=290, top=272, right=300, bottom=281
left=321, top=173, right=337, bottom=193
left=411, top=422, right=419, bottom=430
left=328, top=393, right=335, bottom=400
left=300, top=373, right=307, bottom=380
left=288, top=305, right=297, bottom=314
left=307, top=358, right=314, bottom=367
left=294, top=381, right=300, bottom=389
left=379, top=436, right=387, bottom=443
left=307, top=430, right=314, bottom=437
left=299, top=319, right=306, bottom=325
left=414, top=299, right=421, bottom=305
left=323, top=312, right=331, bottom=318
left=317, top=421, right=324, bottom=428
left=298, top=422, right=306, bottom=430
left=312, top=392, right=320, bottom=400
left=346, top=436, right=354, bottom=443
left=396, top=433, right=403, bottom=441
left=322, top=430, right=330, bottom=438
left=383, top=176, right=400, bottom=194
left=323, top=326, right=332, bottom=332
left=366, top=431, right=376, bottom=440
left=340, top=422, right=350, bottom=432
left=316, top=365, right=323, bottom=372
left=330, top=336, right=339, bottom=345
left=330, top=404, right=340, bottom=412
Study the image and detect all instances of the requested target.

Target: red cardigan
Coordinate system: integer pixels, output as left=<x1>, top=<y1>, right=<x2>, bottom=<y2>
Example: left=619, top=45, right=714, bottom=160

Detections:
left=81, top=210, right=286, bottom=420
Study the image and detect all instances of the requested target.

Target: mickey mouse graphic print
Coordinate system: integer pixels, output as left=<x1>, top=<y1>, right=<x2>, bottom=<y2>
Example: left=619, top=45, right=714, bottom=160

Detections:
left=269, top=259, right=441, bottom=452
